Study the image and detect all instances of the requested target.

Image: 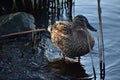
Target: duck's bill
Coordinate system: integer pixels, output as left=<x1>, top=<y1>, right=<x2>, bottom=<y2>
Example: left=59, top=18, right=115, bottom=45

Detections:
left=87, top=23, right=97, bottom=32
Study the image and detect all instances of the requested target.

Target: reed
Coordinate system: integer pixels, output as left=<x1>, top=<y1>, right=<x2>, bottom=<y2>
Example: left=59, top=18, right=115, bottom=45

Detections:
left=0, top=28, right=46, bottom=38
left=0, top=0, right=73, bottom=19
left=97, top=0, right=105, bottom=80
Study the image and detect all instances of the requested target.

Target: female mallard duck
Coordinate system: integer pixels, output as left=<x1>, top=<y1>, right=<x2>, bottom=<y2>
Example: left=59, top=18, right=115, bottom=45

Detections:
left=48, top=15, right=97, bottom=62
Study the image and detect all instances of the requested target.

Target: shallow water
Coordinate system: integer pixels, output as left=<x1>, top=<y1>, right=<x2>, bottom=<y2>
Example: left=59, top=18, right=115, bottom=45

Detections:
left=73, top=0, right=120, bottom=80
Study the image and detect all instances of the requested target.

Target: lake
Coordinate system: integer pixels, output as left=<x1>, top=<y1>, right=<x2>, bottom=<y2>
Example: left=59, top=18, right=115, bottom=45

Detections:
left=73, top=0, right=120, bottom=80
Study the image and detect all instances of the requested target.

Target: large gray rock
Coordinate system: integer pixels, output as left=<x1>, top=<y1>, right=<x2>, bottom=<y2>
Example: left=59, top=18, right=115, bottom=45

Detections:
left=0, top=12, right=36, bottom=35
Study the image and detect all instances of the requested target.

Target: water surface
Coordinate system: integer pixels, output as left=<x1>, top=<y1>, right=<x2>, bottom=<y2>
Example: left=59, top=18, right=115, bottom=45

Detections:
left=74, top=0, right=120, bottom=80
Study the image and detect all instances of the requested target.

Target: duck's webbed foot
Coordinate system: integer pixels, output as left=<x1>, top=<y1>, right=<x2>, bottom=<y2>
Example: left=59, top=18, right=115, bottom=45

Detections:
left=78, top=56, right=81, bottom=63
left=62, top=52, right=66, bottom=61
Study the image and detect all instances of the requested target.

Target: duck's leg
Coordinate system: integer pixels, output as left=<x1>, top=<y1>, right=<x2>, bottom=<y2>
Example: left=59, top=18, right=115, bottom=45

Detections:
left=78, top=56, right=80, bottom=63
left=62, top=52, right=66, bottom=61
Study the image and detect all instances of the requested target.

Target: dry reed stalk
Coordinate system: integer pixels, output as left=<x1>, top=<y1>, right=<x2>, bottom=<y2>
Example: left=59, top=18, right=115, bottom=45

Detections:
left=0, top=28, right=46, bottom=38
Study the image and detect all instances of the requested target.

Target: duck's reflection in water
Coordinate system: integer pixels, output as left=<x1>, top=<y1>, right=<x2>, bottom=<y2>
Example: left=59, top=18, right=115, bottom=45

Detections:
left=49, top=59, right=92, bottom=80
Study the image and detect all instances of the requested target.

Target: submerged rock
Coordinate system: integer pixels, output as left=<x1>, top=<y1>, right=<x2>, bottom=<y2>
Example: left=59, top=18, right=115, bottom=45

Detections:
left=0, top=12, right=36, bottom=36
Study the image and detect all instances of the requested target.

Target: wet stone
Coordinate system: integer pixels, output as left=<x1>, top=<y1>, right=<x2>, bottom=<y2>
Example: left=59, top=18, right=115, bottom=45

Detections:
left=0, top=12, right=36, bottom=39
left=0, top=35, right=92, bottom=80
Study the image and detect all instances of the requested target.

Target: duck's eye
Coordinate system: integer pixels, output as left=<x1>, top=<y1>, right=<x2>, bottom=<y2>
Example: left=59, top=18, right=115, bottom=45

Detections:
left=63, top=26, right=68, bottom=30
left=50, top=27, right=53, bottom=31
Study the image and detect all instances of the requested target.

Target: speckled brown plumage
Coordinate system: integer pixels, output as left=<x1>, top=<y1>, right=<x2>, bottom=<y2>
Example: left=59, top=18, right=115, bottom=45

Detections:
left=48, top=15, right=97, bottom=62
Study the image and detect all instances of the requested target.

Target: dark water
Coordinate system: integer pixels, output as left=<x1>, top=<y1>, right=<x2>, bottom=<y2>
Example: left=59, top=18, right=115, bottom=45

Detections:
left=74, top=0, right=120, bottom=80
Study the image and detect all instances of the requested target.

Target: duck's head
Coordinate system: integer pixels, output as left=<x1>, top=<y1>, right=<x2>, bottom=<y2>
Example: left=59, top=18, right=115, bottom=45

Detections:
left=73, top=15, right=97, bottom=32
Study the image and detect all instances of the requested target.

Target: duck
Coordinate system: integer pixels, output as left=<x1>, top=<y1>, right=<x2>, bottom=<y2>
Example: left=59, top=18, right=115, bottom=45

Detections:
left=48, top=15, right=97, bottom=62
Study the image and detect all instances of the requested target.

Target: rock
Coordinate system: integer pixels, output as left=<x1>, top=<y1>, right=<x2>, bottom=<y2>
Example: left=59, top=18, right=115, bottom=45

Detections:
left=0, top=40, right=69, bottom=80
left=44, top=38, right=63, bottom=62
left=0, top=12, right=36, bottom=36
